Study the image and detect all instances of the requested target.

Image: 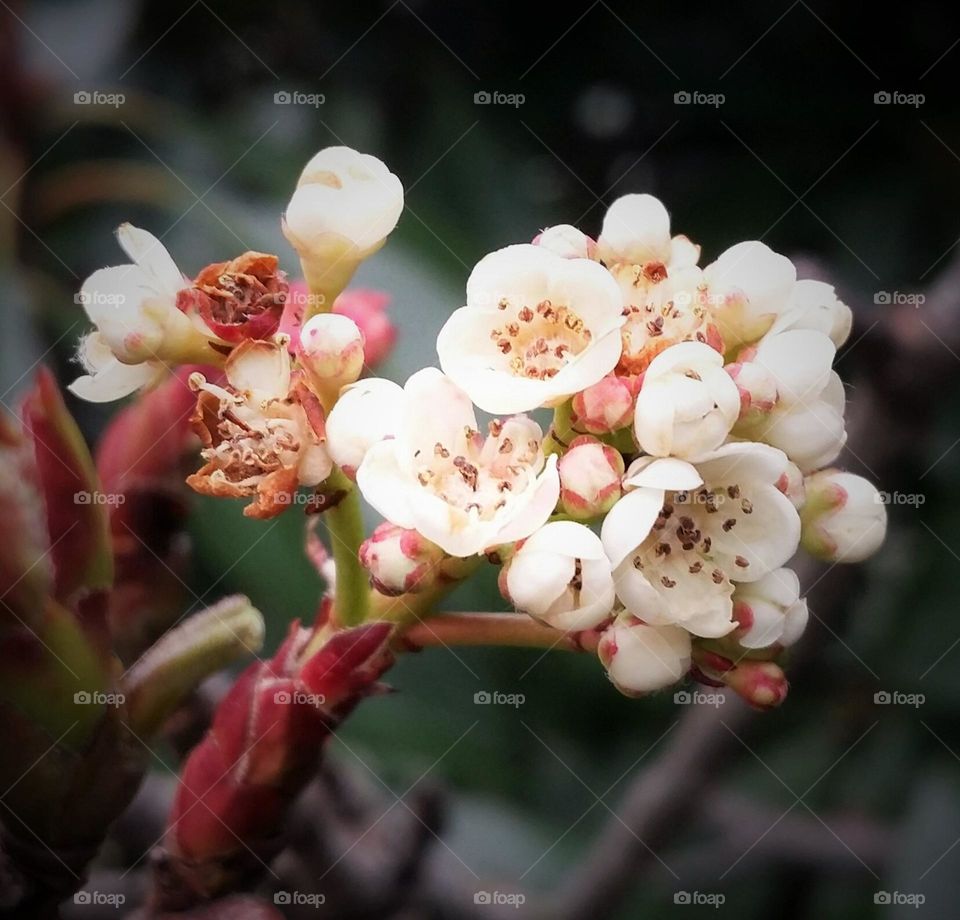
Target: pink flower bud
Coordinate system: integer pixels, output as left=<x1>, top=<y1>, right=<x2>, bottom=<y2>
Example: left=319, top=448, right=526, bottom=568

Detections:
left=692, top=649, right=788, bottom=709
left=333, top=289, right=397, bottom=367
left=298, top=313, right=365, bottom=387
left=558, top=435, right=624, bottom=519
left=359, top=523, right=445, bottom=596
left=532, top=224, right=598, bottom=260
left=571, top=374, right=638, bottom=434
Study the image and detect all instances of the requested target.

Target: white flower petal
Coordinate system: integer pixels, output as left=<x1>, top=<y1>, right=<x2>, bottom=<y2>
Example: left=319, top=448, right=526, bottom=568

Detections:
left=601, top=488, right=665, bottom=567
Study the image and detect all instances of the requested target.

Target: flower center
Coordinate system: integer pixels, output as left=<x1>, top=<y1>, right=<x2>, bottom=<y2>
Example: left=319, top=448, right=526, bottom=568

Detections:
left=490, top=298, right=592, bottom=380
left=616, top=275, right=718, bottom=375
left=413, top=420, right=540, bottom=520
left=631, top=482, right=754, bottom=588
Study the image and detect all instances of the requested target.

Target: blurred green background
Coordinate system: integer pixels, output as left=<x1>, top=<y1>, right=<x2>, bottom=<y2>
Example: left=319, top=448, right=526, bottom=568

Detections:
left=2, top=1, right=959, bottom=917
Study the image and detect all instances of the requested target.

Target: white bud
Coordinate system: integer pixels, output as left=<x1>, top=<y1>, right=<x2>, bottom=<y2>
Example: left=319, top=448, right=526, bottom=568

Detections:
left=633, top=341, right=740, bottom=459
left=532, top=224, right=597, bottom=260
left=299, top=313, right=365, bottom=387
left=284, top=146, right=403, bottom=257
left=597, top=617, right=691, bottom=697
left=732, top=567, right=808, bottom=649
left=801, top=469, right=887, bottom=563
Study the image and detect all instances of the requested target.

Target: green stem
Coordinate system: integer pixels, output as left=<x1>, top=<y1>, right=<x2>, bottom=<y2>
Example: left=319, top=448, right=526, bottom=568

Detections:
left=324, top=469, right=370, bottom=628
left=543, top=400, right=576, bottom=456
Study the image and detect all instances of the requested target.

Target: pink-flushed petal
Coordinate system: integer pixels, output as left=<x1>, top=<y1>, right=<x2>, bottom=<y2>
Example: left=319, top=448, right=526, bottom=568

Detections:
left=601, top=487, right=665, bottom=568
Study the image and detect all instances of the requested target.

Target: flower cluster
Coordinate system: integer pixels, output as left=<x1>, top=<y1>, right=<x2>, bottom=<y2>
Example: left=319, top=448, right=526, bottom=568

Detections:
left=69, top=148, right=887, bottom=708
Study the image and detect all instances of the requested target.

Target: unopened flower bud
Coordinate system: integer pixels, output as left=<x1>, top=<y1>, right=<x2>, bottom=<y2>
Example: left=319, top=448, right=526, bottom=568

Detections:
left=334, top=289, right=397, bottom=367
left=732, top=568, right=808, bottom=650
left=532, top=224, right=598, bottom=260
left=597, top=616, right=691, bottom=697
left=725, top=359, right=778, bottom=418
left=326, top=378, right=404, bottom=478
left=359, top=523, right=444, bottom=596
left=299, top=313, right=365, bottom=389
left=283, top=147, right=403, bottom=306
left=633, top=341, right=739, bottom=459
left=571, top=374, right=637, bottom=434
left=800, top=469, right=887, bottom=563
left=558, top=436, right=624, bottom=519
left=695, top=654, right=789, bottom=710
left=500, top=521, right=615, bottom=630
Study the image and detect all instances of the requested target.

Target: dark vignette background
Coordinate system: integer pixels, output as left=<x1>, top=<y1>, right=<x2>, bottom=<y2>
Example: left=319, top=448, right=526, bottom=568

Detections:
left=1, top=2, right=959, bottom=917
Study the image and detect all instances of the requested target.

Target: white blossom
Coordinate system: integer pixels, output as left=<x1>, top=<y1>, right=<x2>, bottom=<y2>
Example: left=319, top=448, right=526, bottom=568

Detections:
left=436, top=244, right=624, bottom=413
left=601, top=443, right=801, bottom=638
left=356, top=368, right=560, bottom=556
left=770, top=279, right=853, bottom=348
left=69, top=224, right=218, bottom=401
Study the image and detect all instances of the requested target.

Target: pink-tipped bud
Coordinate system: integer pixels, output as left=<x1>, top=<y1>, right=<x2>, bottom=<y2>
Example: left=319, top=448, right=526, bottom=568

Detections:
left=597, top=617, right=691, bottom=698
left=776, top=461, right=806, bottom=509
left=359, top=523, right=445, bottom=596
left=333, top=289, right=397, bottom=367
left=571, top=374, right=638, bottom=434
left=693, top=647, right=788, bottom=709
left=800, top=469, right=887, bottom=563
left=532, top=224, right=598, bottom=260
left=558, top=435, right=624, bottom=519
left=298, top=313, right=365, bottom=388
left=724, top=659, right=789, bottom=710
left=725, top=360, right=778, bottom=419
